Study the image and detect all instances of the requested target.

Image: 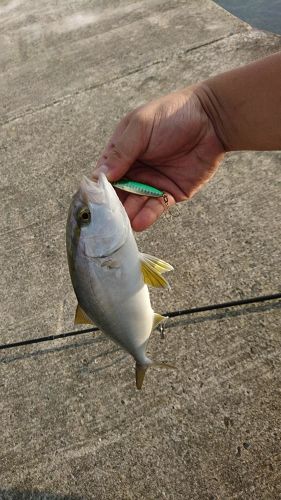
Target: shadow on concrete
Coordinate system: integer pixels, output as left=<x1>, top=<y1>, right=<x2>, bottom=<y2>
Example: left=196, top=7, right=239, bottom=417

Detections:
left=0, top=336, right=106, bottom=364
left=0, top=489, right=83, bottom=500
left=0, top=335, right=127, bottom=375
left=165, top=300, right=281, bottom=330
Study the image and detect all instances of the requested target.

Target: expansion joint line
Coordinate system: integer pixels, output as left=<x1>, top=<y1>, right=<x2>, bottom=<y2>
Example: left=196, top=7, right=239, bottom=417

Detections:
left=1, top=31, right=239, bottom=127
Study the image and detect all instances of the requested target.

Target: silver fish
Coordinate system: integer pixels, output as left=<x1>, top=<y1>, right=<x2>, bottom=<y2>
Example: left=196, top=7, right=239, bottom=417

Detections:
left=66, top=173, right=174, bottom=389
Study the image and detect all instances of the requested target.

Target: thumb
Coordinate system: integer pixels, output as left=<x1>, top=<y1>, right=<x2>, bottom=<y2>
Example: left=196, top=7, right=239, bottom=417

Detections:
left=93, top=115, right=146, bottom=181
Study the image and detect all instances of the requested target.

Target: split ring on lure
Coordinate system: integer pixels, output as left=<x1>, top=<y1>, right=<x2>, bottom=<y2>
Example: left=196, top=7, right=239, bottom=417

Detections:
left=112, top=179, right=169, bottom=210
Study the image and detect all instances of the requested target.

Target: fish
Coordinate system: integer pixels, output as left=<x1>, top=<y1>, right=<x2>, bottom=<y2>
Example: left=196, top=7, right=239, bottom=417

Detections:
left=66, top=173, right=174, bottom=389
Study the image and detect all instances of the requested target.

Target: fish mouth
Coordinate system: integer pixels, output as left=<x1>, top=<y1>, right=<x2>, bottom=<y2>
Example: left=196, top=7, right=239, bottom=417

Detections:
left=80, top=174, right=107, bottom=205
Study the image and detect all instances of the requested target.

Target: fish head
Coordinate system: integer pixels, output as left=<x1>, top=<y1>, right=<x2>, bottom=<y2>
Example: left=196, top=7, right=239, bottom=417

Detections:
left=66, top=173, right=130, bottom=262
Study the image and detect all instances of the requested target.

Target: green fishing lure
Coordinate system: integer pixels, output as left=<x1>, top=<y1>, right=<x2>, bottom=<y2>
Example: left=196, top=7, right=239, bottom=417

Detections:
left=112, top=178, right=169, bottom=209
left=112, top=178, right=164, bottom=198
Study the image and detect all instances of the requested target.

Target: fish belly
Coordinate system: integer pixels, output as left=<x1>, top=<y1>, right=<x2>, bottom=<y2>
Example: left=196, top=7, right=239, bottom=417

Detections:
left=73, top=235, right=154, bottom=362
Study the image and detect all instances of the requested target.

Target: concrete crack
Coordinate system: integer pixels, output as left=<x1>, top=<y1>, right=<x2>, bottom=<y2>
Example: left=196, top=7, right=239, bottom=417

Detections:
left=0, top=31, right=242, bottom=127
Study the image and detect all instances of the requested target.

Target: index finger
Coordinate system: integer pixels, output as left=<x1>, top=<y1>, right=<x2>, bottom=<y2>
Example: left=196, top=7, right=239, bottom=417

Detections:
left=95, top=109, right=136, bottom=172
left=124, top=193, right=175, bottom=231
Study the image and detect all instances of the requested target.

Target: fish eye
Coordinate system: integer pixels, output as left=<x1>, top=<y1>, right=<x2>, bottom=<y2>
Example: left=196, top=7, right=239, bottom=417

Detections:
left=81, top=211, right=89, bottom=221
left=78, top=207, right=91, bottom=225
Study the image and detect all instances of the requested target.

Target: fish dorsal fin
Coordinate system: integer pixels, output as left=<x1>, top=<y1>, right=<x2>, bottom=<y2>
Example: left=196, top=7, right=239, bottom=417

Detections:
left=74, top=304, right=94, bottom=325
left=140, top=253, right=173, bottom=289
left=152, top=313, right=167, bottom=330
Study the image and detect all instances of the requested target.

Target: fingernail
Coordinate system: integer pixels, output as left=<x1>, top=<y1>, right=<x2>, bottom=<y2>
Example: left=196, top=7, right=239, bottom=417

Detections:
left=92, top=164, right=109, bottom=179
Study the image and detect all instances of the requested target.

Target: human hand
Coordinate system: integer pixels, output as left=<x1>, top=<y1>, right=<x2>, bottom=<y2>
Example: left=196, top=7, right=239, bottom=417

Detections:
left=94, top=86, right=225, bottom=231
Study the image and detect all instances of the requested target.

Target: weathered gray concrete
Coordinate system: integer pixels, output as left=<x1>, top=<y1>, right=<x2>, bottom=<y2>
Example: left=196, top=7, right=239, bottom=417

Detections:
left=0, top=0, right=280, bottom=499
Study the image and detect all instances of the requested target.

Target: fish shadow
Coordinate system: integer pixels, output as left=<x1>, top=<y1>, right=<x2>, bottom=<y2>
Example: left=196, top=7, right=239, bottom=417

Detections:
left=79, top=345, right=127, bottom=374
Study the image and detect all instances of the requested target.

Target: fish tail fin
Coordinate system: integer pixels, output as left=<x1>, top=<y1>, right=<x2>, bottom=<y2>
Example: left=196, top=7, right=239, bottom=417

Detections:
left=135, top=360, right=176, bottom=390
left=135, top=363, right=149, bottom=390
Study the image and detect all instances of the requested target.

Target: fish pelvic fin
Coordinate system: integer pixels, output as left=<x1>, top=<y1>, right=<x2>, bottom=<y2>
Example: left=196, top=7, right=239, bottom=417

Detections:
left=152, top=313, right=167, bottom=330
left=140, top=253, right=173, bottom=289
left=74, top=304, right=95, bottom=325
left=135, top=360, right=177, bottom=390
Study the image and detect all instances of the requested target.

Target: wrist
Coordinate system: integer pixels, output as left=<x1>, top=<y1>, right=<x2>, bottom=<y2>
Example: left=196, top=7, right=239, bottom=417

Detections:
left=194, top=52, right=281, bottom=152
left=193, top=81, right=233, bottom=153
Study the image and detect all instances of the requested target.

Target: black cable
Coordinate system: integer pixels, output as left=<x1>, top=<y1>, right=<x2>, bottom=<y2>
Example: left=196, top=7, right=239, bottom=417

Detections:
left=163, top=292, right=281, bottom=318
left=0, top=292, right=280, bottom=351
left=0, top=326, right=99, bottom=350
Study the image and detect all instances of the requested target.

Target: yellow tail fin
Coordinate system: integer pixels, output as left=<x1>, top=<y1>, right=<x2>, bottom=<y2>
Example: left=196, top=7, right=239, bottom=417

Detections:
left=135, top=361, right=176, bottom=390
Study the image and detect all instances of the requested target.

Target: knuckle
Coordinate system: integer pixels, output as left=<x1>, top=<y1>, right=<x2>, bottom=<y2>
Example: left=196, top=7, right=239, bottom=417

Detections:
left=110, top=147, right=124, bottom=161
left=133, top=109, right=150, bottom=128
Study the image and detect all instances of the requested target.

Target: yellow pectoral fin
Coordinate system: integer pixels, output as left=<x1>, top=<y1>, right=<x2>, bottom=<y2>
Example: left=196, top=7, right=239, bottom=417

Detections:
left=74, top=304, right=95, bottom=325
left=142, top=253, right=174, bottom=273
left=140, top=253, right=173, bottom=289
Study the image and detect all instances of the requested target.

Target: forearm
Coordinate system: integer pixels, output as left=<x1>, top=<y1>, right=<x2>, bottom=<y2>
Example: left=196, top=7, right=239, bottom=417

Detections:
left=195, top=51, right=281, bottom=151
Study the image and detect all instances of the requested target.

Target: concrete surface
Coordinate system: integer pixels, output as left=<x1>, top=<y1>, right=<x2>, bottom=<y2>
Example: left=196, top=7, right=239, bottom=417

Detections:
left=0, top=0, right=280, bottom=499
